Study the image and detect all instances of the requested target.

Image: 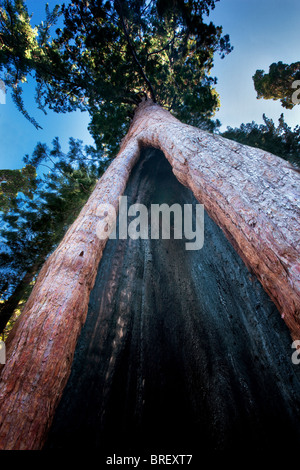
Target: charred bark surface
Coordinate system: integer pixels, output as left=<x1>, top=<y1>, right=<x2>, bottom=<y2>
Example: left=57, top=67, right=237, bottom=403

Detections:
left=123, top=100, right=300, bottom=339
left=45, top=149, right=300, bottom=453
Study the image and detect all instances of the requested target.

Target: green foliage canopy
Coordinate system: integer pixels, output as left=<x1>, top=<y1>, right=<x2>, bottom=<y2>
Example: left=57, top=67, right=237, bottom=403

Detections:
left=253, top=61, right=300, bottom=109
left=0, top=0, right=232, bottom=156
left=222, top=113, right=300, bottom=168
left=0, top=164, right=37, bottom=212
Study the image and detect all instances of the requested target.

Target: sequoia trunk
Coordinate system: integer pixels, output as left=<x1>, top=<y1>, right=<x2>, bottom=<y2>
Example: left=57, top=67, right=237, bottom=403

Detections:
left=0, top=99, right=299, bottom=450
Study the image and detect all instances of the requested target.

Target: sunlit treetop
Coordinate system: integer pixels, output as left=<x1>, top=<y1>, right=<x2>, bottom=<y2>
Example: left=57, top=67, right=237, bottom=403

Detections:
left=253, top=61, right=300, bottom=110
left=0, top=0, right=232, bottom=155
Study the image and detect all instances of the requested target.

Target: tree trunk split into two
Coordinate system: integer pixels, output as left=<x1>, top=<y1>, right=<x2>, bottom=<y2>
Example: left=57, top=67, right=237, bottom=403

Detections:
left=0, top=99, right=299, bottom=450
left=45, top=148, right=300, bottom=452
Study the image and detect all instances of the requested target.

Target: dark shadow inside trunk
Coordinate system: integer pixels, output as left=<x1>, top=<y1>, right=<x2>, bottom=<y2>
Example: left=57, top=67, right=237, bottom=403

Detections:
left=44, top=148, right=300, bottom=454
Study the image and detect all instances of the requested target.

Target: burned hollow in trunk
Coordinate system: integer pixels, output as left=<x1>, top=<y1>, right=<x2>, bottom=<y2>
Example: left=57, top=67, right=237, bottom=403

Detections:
left=45, top=148, right=300, bottom=453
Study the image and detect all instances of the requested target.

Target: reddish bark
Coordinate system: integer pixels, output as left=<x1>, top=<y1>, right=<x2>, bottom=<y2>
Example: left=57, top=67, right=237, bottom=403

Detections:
left=0, top=99, right=299, bottom=449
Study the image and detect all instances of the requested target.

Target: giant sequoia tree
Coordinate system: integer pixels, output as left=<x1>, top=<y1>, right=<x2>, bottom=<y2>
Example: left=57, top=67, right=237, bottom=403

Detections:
left=0, top=0, right=299, bottom=450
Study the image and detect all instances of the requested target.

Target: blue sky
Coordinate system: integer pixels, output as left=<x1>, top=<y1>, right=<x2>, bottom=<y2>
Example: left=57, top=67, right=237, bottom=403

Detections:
left=210, top=0, right=300, bottom=131
left=0, top=0, right=299, bottom=170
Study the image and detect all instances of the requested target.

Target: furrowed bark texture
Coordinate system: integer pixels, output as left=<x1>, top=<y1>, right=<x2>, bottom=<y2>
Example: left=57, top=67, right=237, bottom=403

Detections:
left=0, top=99, right=299, bottom=450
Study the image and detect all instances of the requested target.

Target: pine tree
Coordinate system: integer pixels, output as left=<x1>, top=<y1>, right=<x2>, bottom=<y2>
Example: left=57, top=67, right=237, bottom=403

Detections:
left=253, top=61, right=300, bottom=109
left=222, top=114, right=300, bottom=168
